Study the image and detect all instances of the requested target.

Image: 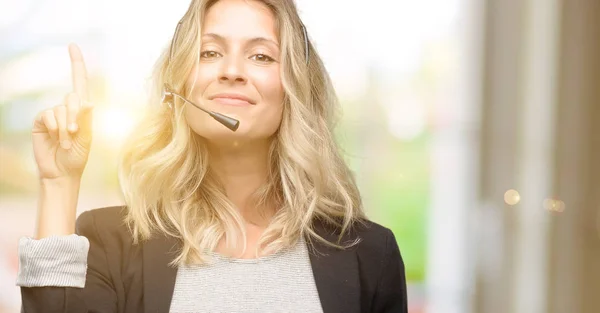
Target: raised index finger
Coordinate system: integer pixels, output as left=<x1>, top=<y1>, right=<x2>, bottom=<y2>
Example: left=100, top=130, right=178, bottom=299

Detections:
left=68, top=43, right=89, bottom=104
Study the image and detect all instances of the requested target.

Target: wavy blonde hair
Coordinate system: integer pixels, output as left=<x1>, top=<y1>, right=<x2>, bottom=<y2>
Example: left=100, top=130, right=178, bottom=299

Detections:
left=118, top=0, right=366, bottom=266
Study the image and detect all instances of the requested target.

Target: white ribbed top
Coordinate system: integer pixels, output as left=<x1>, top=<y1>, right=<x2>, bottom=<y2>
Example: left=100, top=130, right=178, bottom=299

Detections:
left=169, top=237, right=323, bottom=312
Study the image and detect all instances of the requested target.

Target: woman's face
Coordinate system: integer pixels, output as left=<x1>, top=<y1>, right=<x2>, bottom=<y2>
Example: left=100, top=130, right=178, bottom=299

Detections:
left=184, top=0, right=284, bottom=145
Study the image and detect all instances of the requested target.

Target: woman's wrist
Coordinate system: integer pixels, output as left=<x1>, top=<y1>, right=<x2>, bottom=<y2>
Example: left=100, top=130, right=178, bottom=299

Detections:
left=35, top=177, right=82, bottom=239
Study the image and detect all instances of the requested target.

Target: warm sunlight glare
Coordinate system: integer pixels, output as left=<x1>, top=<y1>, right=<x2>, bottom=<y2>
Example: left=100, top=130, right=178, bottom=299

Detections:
left=95, top=107, right=138, bottom=143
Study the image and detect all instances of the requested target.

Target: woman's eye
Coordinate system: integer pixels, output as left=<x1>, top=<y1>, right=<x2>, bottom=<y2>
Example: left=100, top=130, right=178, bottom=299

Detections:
left=250, top=54, right=275, bottom=63
left=200, top=51, right=221, bottom=59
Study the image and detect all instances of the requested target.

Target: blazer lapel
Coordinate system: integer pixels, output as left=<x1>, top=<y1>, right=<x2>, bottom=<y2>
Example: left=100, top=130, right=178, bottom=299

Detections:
left=309, top=220, right=361, bottom=313
left=142, top=233, right=180, bottom=313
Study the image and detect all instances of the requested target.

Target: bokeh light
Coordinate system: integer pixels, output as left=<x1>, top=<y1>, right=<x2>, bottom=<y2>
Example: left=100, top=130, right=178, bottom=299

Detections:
left=504, top=189, right=521, bottom=205
left=543, top=198, right=565, bottom=213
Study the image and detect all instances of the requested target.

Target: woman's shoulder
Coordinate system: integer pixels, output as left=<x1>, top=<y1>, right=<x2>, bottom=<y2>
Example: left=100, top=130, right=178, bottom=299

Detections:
left=312, top=217, right=403, bottom=285
left=75, top=205, right=131, bottom=238
left=315, top=217, right=400, bottom=257
left=348, top=219, right=404, bottom=288
left=352, top=219, right=400, bottom=257
left=354, top=219, right=396, bottom=242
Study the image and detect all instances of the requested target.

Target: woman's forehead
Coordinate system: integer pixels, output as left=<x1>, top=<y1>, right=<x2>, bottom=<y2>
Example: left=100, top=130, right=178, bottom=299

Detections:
left=203, top=0, right=277, bottom=40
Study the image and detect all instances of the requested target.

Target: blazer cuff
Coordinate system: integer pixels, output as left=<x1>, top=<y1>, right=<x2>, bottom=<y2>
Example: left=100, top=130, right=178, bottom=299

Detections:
left=16, top=234, right=90, bottom=288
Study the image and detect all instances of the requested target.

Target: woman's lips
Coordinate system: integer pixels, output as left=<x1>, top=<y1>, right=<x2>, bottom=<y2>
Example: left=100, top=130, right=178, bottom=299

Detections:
left=211, top=97, right=252, bottom=106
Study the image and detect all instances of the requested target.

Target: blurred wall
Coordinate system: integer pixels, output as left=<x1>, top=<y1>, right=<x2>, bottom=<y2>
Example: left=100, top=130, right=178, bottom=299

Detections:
left=550, top=0, right=600, bottom=312
left=475, top=0, right=600, bottom=312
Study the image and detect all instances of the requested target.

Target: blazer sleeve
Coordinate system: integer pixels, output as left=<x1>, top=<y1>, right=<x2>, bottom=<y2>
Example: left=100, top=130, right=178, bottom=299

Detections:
left=19, top=210, right=118, bottom=313
left=371, top=229, right=408, bottom=313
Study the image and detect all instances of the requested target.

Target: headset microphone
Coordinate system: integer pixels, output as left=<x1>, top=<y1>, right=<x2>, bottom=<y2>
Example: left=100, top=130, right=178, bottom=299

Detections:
left=161, top=83, right=240, bottom=131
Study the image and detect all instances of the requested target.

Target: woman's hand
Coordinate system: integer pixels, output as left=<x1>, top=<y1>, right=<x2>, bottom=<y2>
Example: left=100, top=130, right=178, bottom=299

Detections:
left=32, top=43, right=94, bottom=180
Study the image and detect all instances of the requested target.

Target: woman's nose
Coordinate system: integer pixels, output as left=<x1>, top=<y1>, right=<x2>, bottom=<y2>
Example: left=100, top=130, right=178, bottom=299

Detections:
left=218, top=57, right=247, bottom=84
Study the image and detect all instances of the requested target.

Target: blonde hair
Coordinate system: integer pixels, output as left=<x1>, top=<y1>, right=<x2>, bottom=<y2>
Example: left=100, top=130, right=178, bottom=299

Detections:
left=118, top=0, right=367, bottom=265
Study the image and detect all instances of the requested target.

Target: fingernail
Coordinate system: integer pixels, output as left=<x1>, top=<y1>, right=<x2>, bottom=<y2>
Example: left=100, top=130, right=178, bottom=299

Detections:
left=61, top=140, right=72, bottom=150
left=68, top=123, right=79, bottom=132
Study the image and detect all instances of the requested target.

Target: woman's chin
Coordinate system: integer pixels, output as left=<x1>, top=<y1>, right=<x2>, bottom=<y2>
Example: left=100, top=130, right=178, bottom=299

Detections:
left=194, top=124, right=251, bottom=145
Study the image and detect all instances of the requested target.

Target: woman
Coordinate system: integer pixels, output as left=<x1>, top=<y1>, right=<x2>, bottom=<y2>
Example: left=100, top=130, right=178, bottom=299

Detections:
left=17, top=0, right=407, bottom=312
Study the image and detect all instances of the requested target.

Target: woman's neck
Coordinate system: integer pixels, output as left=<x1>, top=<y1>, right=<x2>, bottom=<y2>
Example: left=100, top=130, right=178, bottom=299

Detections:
left=207, top=139, right=276, bottom=227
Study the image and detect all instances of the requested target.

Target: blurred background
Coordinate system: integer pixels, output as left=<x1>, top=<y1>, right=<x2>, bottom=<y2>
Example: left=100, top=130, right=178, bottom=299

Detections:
left=1, top=0, right=599, bottom=312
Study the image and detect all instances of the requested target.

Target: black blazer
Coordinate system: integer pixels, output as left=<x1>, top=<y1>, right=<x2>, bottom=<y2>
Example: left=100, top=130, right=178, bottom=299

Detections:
left=20, top=206, right=407, bottom=313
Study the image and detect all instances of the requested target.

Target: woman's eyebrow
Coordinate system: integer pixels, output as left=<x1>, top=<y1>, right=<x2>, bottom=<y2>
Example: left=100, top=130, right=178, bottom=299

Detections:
left=202, top=33, right=279, bottom=48
left=202, top=33, right=226, bottom=43
left=246, top=37, right=279, bottom=48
